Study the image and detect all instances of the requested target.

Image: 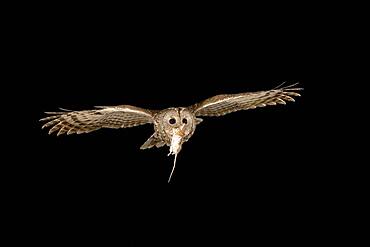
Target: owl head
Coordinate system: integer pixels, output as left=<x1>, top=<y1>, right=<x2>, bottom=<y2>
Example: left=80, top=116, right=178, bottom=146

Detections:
left=159, top=107, right=195, bottom=141
left=156, top=107, right=196, bottom=148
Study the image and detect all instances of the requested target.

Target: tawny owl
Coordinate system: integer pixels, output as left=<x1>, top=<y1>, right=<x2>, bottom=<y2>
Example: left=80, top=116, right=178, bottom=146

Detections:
left=40, top=82, right=302, bottom=182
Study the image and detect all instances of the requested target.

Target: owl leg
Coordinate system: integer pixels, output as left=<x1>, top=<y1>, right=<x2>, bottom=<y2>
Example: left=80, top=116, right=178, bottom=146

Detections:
left=140, top=133, right=165, bottom=150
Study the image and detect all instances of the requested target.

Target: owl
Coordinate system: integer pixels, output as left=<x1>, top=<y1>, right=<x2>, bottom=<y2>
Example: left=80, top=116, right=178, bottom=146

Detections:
left=40, top=82, right=302, bottom=182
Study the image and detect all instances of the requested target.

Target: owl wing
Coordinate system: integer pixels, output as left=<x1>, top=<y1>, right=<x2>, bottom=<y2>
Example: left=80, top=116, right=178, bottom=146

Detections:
left=191, top=83, right=303, bottom=117
left=40, top=105, right=155, bottom=136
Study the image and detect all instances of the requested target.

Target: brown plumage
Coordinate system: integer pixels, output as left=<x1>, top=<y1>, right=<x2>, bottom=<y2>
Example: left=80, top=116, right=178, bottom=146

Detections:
left=190, top=83, right=301, bottom=116
left=40, top=82, right=303, bottom=182
left=40, top=105, right=154, bottom=136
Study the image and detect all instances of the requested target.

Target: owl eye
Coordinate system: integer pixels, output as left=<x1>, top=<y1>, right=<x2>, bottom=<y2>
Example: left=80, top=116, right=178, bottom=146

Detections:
left=182, top=118, right=188, bottom=124
left=169, top=118, right=176, bottom=124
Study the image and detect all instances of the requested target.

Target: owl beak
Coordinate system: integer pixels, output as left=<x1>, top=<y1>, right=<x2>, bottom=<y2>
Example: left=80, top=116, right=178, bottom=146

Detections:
left=175, top=127, right=185, bottom=137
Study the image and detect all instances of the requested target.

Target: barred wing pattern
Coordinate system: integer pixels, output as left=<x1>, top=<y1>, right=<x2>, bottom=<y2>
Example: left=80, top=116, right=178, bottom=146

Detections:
left=40, top=105, right=154, bottom=136
left=191, top=83, right=302, bottom=117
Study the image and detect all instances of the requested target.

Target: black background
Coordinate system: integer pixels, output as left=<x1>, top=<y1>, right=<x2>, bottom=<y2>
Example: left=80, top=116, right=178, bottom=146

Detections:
left=6, top=3, right=332, bottom=245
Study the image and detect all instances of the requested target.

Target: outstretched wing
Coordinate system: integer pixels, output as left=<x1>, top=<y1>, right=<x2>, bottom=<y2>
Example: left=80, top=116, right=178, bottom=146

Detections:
left=191, top=83, right=303, bottom=117
left=40, top=105, right=155, bottom=136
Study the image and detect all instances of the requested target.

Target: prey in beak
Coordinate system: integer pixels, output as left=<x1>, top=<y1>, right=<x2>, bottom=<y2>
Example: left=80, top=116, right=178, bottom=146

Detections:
left=167, top=125, right=186, bottom=183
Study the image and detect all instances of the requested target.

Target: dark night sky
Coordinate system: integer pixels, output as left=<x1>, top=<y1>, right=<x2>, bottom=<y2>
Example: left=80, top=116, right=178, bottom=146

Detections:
left=6, top=6, right=332, bottom=245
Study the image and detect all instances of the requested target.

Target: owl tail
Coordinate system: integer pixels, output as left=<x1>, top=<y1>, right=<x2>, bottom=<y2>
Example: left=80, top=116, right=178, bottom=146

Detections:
left=168, top=153, right=178, bottom=183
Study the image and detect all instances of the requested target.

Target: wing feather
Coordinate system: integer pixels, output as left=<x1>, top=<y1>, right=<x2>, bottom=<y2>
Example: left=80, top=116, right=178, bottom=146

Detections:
left=191, top=83, right=302, bottom=117
left=40, top=105, right=154, bottom=136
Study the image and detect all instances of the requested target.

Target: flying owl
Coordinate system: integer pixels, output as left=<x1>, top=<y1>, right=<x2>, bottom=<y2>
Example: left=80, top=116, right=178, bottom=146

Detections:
left=40, top=82, right=303, bottom=182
